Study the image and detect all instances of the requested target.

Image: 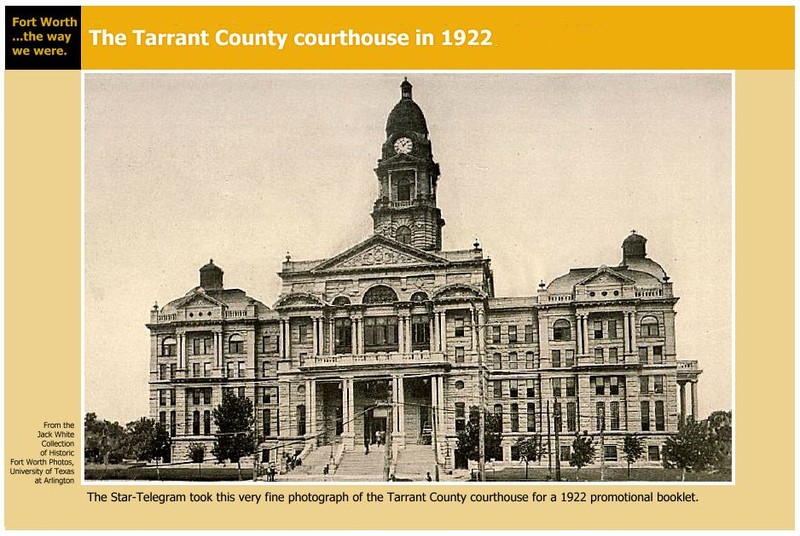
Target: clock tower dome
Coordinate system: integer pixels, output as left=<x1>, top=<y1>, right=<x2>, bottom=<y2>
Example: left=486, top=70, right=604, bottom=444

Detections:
left=371, top=79, right=445, bottom=251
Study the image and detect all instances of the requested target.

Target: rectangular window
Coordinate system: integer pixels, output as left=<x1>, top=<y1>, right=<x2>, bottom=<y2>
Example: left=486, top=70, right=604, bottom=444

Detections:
left=648, top=445, right=660, bottom=462
left=609, top=376, right=620, bottom=395
left=565, top=377, right=576, bottom=397
left=492, top=325, right=501, bottom=344
left=594, top=348, right=604, bottom=364
left=551, top=378, right=562, bottom=398
left=607, top=320, right=617, bottom=339
left=493, top=353, right=502, bottom=369
left=261, top=361, right=269, bottom=378
left=263, top=409, right=271, bottom=436
left=229, top=337, right=244, bottom=354
left=261, top=335, right=271, bottom=353
left=203, top=388, right=211, bottom=404
left=553, top=402, right=562, bottom=432
left=298, top=323, right=309, bottom=344
left=526, top=380, right=535, bottom=398
left=508, top=325, right=517, bottom=343
left=560, top=445, right=571, bottom=462
left=525, top=352, right=535, bottom=369
left=159, top=390, right=167, bottom=406
left=193, top=337, right=212, bottom=355
left=610, top=401, right=620, bottom=430
left=655, top=401, right=665, bottom=431
left=193, top=389, right=201, bottom=405
left=192, top=411, right=200, bottom=435
left=226, top=362, right=234, bottom=378
left=565, top=349, right=575, bottom=367
left=192, top=363, right=200, bottom=378
left=653, top=375, right=664, bottom=394
left=455, top=403, right=466, bottom=433
left=411, top=315, right=430, bottom=349
left=509, top=380, right=519, bottom=398
left=169, top=411, right=176, bottom=437
left=159, top=411, right=166, bottom=426
left=203, top=362, right=210, bottom=377
left=653, top=346, right=664, bottom=364
left=493, top=404, right=504, bottom=433
left=594, top=320, right=603, bottom=339
left=510, top=404, right=519, bottom=432
left=238, top=387, right=245, bottom=398
left=334, top=318, right=352, bottom=354
left=525, top=325, right=534, bottom=343
left=170, top=389, right=176, bottom=405
left=170, top=363, right=176, bottom=379
left=508, top=352, right=518, bottom=369
left=297, top=405, right=306, bottom=436
left=299, top=352, right=307, bottom=366
left=493, top=381, right=503, bottom=398
left=638, top=346, right=648, bottom=364
left=604, top=445, right=618, bottom=461
left=595, top=377, right=605, bottom=396
left=455, top=346, right=465, bottom=363
left=454, top=317, right=465, bottom=338
left=566, top=402, right=576, bottom=432
left=640, top=376, right=649, bottom=394
left=237, top=361, right=245, bottom=378
left=551, top=350, right=561, bottom=368
left=159, top=364, right=166, bottom=380
left=596, top=401, right=606, bottom=431
left=262, top=387, right=271, bottom=404
left=527, top=403, right=536, bottom=432
left=364, top=316, right=399, bottom=351
left=641, top=401, right=651, bottom=431
left=608, top=347, right=619, bottom=364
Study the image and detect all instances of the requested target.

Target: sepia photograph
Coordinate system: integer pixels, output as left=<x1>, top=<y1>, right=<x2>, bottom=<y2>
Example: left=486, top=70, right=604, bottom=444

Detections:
left=84, top=73, right=732, bottom=482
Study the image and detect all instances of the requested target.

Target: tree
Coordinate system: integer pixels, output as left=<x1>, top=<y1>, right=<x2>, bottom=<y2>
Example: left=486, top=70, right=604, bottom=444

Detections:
left=151, top=422, right=171, bottom=480
left=622, top=434, right=644, bottom=479
left=212, top=392, right=255, bottom=480
left=188, top=443, right=206, bottom=477
left=515, top=435, right=543, bottom=480
left=456, top=408, right=502, bottom=465
left=570, top=431, right=595, bottom=479
left=662, top=417, right=712, bottom=481
left=705, top=410, right=732, bottom=472
left=124, top=417, right=158, bottom=461
left=84, top=413, right=126, bottom=466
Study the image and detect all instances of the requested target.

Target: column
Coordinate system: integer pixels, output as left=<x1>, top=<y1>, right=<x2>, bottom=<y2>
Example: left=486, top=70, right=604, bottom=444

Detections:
left=470, top=306, right=477, bottom=351
left=678, top=382, right=687, bottom=423
left=357, top=318, right=365, bottom=354
left=215, top=332, right=222, bottom=368
left=177, top=334, right=185, bottom=369
left=440, top=312, right=447, bottom=353
left=477, top=307, right=486, bottom=355
left=309, top=380, right=317, bottom=438
left=398, top=376, right=405, bottom=436
left=406, top=317, right=413, bottom=354
left=431, top=375, right=438, bottom=427
left=348, top=379, right=355, bottom=445
left=437, top=376, right=445, bottom=432
left=429, top=315, right=436, bottom=352
left=305, top=380, right=312, bottom=437
left=582, top=315, right=589, bottom=357
left=576, top=315, right=583, bottom=355
left=623, top=312, right=631, bottom=354
left=398, top=315, right=405, bottom=354
left=690, top=381, right=698, bottom=420
left=351, top=317, right=357, bottom=354
left=629, top=312, right=637, bottom=352
left=312, top=318, right=319, bottom=357
left=341, top=379, right=349, bottom=434
left=328, top=318, right=335, bottom=356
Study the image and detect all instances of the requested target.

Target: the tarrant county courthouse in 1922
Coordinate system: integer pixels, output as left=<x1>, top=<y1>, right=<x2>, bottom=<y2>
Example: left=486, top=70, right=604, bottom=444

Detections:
left=146, top=79, right=702, bottom=479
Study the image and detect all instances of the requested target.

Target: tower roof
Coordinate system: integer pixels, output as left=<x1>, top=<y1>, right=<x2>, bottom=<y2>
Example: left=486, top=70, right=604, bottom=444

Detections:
left=385, top=79, right=428, bottom=136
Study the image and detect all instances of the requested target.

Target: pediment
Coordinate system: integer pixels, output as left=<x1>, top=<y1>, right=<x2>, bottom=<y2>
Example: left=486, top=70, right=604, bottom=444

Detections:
left=576, top=266, right=635, bottom=287
left=275, top=292, right=324, bottom=309
left=313, top=235, right=447, bottom=272
left=172, top=289, right=225, bottom=309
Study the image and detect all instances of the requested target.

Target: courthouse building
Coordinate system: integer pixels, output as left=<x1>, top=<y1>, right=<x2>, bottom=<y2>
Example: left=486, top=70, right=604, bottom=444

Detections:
left=146, top=80, right=702, bottom=475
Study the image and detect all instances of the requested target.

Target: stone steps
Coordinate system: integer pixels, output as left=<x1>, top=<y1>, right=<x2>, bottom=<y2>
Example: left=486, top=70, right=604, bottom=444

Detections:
left=335, top=445, right=387, bottom=479
left=394, top=445, right=436, bottom=480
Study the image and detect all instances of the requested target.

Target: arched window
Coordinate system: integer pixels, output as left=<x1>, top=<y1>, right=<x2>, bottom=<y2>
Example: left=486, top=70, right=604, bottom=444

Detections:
left=228, top=334, right=244, bottom=354
left=410, top=291, right=428, bottom=302
left=553, top=319, right=571, bottom=341
left=203, top=410, right=211, bottom=435
left=161, top=337, right=176, bottom=357
left=192, top=410, right=200, bottom=435
left=363, top=285, right=398, bottom=304
left=641, top=316, right=659, bottom=337
left=397, top=177, right=412, bottom=201
left=332, top=296, right=350, bottom=306
left=396, top=226, right=412, bottom=244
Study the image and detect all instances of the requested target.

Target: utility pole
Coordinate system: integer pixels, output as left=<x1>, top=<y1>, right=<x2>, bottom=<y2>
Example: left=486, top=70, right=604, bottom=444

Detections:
left=546, top=400, right=552, bottom=475
left=475, top=308, right=486, bottom=482
left=431, top=399, right=440, bottom=481
left=599, top=421, right=605, bottom=482
left=553, top=399, right=561, bottom=482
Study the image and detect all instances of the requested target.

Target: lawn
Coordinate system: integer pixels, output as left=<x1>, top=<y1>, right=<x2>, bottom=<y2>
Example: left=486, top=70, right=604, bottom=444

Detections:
left=482, top=465, right=731, bottom=482
left=85, top=464, right=252, bottom=481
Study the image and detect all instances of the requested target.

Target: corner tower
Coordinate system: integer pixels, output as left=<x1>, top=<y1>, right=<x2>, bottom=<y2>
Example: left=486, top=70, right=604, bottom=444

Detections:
left=371, top=79, right=445, bottom=251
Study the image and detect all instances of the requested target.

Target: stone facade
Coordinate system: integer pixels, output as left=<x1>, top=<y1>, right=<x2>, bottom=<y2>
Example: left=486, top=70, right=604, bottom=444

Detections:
left=146, top=80, right=701, bottom=470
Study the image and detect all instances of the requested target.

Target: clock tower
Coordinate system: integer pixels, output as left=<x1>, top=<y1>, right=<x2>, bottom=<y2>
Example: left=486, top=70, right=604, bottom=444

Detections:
left=371, top=79, right=445, bottom=251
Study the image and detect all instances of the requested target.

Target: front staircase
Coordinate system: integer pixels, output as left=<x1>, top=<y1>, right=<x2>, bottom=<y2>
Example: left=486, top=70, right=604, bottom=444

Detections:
left=292, top=445, right=336, bottom=477
left=394, top=444, right=436, bottom=481
left=334, top=445, right=387, bottom=481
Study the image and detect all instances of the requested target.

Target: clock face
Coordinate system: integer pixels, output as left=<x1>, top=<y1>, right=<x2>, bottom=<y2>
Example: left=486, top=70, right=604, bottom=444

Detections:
left=394, top=137, right=413, bottom=154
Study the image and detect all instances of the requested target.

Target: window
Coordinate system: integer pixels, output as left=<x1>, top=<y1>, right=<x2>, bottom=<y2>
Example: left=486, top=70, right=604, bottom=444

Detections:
left=170, top=389, right=176, bottom=405
left=298, top=323, right=309, bottom=344
left=238, top=387, right=245, bottom=398
left=604, top=445, right=618, bottom=461
left=609, top=376, right=620, bottom=395
left=410, top=291, right=428, bottom=302
left=203, top=410, right=211, bottom=435
left=525, top=352, right=535, bottom=369
left=455, top=380, right=465, bottom=390
left=493, top=381, right=503, bottom=398
left=237, top=361, right=245, bottom=378
left=566, top=402, right=576, bottom=432
left=653, top=346, right=663, bottom=364
left=396, top=226, right=412, bottom=244
left=226, top=362, right=235, bottom=378
left=193, top=410, right=200, bottom=435
left=565, top=377, right=576, bottom=397
left=229, top=334, right=244, bottom=354
left=608, top=347, right=619, bottom=364
left=560, top=445, right=571, bottom=462
left=335, top=318, right=352, bottom=354
left=364, top=316, right=399, bottom=351
left=492, top=326, right=501, bottom=344
left=565, top=349, right=575, bottom=367
left=553, top=402, right=562, bottom=432
left=159, top=411, right=166, bottom=426
left=610, top=402, right=620, bottom=431
left=510, top=404, right=519, bottom=432
left=638, top=346, right=648, bottom=364
left=193, top=363, right=201, bottom=378
left=641, top=316, right=659, bottom=337
left=551, top=378, right=561, bottom=398
left=261, top=361, right=269, bottom=378
left=653, top=375, right=664, bottom=394
left=640, top=376, right=649, bottom=394
left=397, top=176, right=412, bottom=201
left=509, top=380, right=519, bottom=398
left=655, top=401, right=665, bottom=431
left=263, top=409, right=271, bottom=436
left=508, top=352, right=518, bottom=369
left=594, top=320, right=604, bottom=339
left=262, top=387, right=271, bottom=404
left=203, top=388, right=211, bottom=404
left=596, top=402, right=606, bottom=431
left=299, top=352, right=307, bottom=366
left=594, top=348, right=604, bottom=364
left=508, top=326, right=517, bottom=343
left=169, top=411, right=176, bottom=437
left=648, top=445, right=660, bottom=461
left=161, top=337, right=176, bottom=357
left=159, top=364, right=166, bottom=380
left=455, top=403, right=466, bottom=433
left=551, top=349, right=561, bottom=368
left=493, top=404, right=504, bottom=433
left=261, top=335, right=271, bottom=353
left=170, top=363, right=176, bottom=379
left=594, top=377, right=605, bottom=396
left=193, top=389, right=201, bottom=405
left=411, top=315, right=430, bottom=348
left=454, top=318, right=465, bottom=337
left=641, top=401, right=651, bottom=431
left=203, top=363, right=210, bottom=377
left=363, top=285, right=398, bottom=304
left=607, top=320, right=617, bottom=339
left=297, top=405, right=306, bottom=436
left=493, top=353, right=502, bottom=370
left=524, top=324, right=534, bottom=343
left=159, top=390, right=167, bottom=406
left=553, top=319, right=571, bottom=341
left=193, top=336, right=212, bottom=355
left=455, top=346, right=465, bottom=363
left=526, top=380, right=535, bottom=398
left=527, top=403, right=536, bottom=432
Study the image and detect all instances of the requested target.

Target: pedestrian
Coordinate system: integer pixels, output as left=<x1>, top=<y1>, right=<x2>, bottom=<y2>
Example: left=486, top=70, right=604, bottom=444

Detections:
left=426, top=472, right=432, bottom=482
